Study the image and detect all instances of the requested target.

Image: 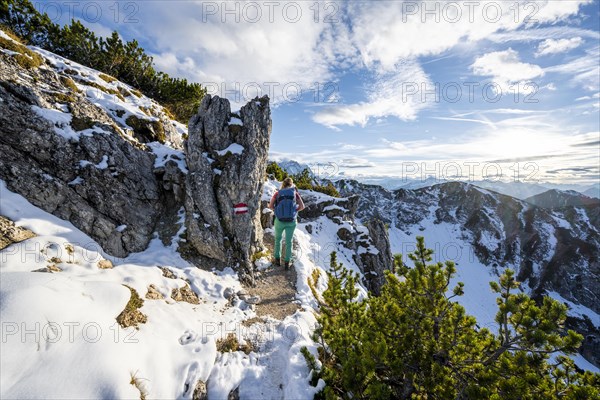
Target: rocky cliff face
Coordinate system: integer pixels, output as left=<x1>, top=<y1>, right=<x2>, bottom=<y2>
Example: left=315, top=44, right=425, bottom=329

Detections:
left=0, top=52, right=169, bottom=257
left=185, top=95, right=271, bottom=283
left=271, top=190, right=393, bottom=293
left=0, top=40, right=271, bottom=282
left=337, top=180, right=600, bottom=313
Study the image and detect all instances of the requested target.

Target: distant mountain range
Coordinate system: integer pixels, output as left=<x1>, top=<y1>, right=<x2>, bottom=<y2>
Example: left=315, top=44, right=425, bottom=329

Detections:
left=270, top=160, right=599, bottom=200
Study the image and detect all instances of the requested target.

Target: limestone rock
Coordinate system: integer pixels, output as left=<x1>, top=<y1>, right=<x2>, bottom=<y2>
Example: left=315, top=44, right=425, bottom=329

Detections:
left=0, top=55, right=179, bottom=258
left=357, top=219, right=394, bottom=295
left=228, top=386, right=239, bottom=400
left=160, top=267, right=178, bottom=279
left=185, top=95, right=272, bottom=284
left=32, top=264, right=62, bottom=273
left=171, top=283, right=200, bottom=304
left=97, top=259, right=113, bottom=269
left=0, top=215, right=35, bottom=250
left=192, top=380, right=208, bottom=400
left=223, top=287, right=236, bottom=300
left=145, top=284, right=164, bottom=300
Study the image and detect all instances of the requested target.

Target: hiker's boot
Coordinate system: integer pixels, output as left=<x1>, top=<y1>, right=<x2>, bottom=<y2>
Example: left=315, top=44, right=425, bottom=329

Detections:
left=284, top=261, right=291, bottom=271
left=272, top=258, right=280, bottom=268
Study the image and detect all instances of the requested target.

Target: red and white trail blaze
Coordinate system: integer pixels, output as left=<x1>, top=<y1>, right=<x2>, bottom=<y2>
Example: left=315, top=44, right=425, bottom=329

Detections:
left=233, top=203, right=248, bottom=214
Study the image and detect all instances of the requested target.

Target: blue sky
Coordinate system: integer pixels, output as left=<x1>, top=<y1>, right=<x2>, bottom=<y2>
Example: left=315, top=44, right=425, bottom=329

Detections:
left=40, top=0, right=599, bottom=185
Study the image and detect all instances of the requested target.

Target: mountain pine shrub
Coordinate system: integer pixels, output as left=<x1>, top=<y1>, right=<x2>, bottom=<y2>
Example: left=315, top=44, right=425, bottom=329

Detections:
left=304, top=237, right=600, bottom=399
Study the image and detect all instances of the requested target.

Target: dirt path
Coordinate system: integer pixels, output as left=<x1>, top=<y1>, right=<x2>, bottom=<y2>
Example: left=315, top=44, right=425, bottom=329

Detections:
left=244, top=232, right=301, bottom=321
left=247, top=264, right=300, bottom=320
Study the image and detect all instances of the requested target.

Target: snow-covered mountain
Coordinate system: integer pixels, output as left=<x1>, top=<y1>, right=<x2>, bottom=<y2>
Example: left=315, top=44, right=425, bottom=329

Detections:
left=525, top=189, right=600, bottom=209
left=331, top=171, right=597, bottom=200
left=470, top=180, right=552, bottom=200
left=335, top=178, right=600, bottom=368
left=582, top=184, right=600, bottom=199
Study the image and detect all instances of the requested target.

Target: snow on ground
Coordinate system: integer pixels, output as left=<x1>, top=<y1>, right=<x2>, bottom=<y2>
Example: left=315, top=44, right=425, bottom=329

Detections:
left=30, top=45, right=186, bottom=151
left=0, top=29, right=13, bottom=41
left=546, top=291, right=600, bottom=328
left=31, top=105, right=79, bottom=141
left=0, top=180, right=321, bottom=399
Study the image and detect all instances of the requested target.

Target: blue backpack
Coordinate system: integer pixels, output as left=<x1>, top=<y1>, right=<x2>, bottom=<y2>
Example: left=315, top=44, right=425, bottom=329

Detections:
left=274, top=187, right=297, bottom=222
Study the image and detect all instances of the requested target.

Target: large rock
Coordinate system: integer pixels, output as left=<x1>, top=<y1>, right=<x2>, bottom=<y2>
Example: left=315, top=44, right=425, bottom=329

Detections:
left=357, top=219, right=394, bottom=295
left=0, top=52, right=182, bottom=257
left=0, top=216, right=36, bottom=250
left=185, top=95, right=271, bottom=283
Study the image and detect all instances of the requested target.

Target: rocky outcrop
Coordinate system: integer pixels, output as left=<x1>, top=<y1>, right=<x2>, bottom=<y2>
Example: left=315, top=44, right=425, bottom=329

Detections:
left=293, top=190, right=392, bottom=292
left=0, top=46, right=272, bottom=284
left=184, top=95, right=271, bottom=284
left=356, top=219, right=394, bottom=295
left=0, top=55, right=173, bottom=257
left=0, top=216, right=36, bottom=250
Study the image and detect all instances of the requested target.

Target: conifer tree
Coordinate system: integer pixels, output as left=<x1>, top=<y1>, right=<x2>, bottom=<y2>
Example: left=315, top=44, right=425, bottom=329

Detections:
left=305, top=237, right=600, bottom=399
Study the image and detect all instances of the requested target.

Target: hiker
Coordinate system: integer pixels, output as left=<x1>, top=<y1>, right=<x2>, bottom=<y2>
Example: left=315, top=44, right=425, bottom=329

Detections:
left=268, top=177, right=305, bottom=270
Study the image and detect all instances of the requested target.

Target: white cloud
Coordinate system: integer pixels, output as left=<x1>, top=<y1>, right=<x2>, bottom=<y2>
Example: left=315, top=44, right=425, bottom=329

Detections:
left=312, top=62, right=432, bottom=130
left=119, top=2, right=337, bottom=107
left=81, top=0, right=592, bottom=123
left=545, top=47, right=600, bottom=92
left=359, top=113, right=598, bottom=181
left=536, top=37, right=584, bottom=56
left=339, top=158, right=375, bottom=168
left=471, top=49, right=544, bottom=92
left=487, top=26, right=599, bottom=44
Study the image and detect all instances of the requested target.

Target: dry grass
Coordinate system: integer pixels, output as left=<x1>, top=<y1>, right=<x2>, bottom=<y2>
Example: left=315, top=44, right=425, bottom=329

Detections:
left=307, top=268, right=323, bottom=305
left=216, top=333, right=255, bottom=354
left=125, top=115, right=166, bottom=143
left=116, top=286, right=147, bottom=328
left=99, top=73, right=117, bottom=83
left=77, top=79, right=126, bottom=101
left=129, top=371, right=148, bottom=400
left=0, top=36, right=44, bottom=69
left=60, top=76, right=81, bottom=93
left=216, top=333, right=240, bottom=352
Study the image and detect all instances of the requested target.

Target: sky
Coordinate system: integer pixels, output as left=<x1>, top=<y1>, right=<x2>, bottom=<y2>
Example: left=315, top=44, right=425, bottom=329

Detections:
left=39, top=0, right=600, bottom=185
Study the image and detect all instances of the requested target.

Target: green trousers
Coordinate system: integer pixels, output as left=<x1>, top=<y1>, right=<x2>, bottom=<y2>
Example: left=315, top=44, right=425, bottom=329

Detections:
left=274, top=218, right=297, bottom=262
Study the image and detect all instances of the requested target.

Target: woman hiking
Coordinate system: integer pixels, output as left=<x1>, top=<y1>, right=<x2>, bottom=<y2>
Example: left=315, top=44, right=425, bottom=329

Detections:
left=268, top=177, right=305, bottom=270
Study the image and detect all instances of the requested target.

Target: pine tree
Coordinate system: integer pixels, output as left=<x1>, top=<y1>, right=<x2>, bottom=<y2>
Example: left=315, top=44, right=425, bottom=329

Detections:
left=305, top=237, right=600, bottom=399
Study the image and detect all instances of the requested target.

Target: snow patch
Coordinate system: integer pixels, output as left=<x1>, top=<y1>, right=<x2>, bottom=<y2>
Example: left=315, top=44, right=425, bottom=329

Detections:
left=546, top=291, right=600, bottom=328
left=68, top=176, right=83, bottom=186
left=229, top=116, right=243, bottom=125
left=1, top=49, right=19, bottom=56
left=216, top=143, right=244, bottom=156
left=96, top=155, right=109, bottom=169
left=31, top=105, right=79, bottom=141
left=147, top=142, right=188, bottom=174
